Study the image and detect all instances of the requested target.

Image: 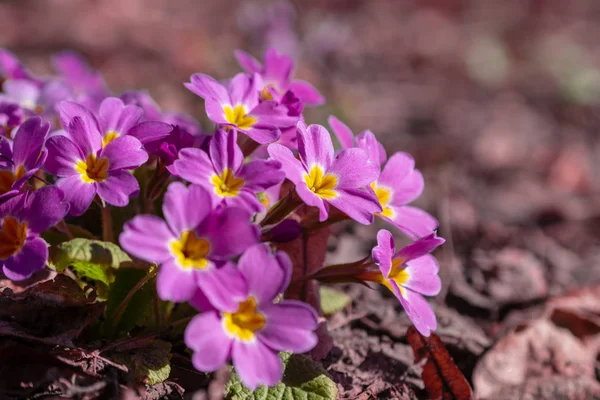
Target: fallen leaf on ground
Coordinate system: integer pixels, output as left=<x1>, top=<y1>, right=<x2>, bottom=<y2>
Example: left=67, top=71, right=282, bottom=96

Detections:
left=406, top=326, right=473, bottom=400
left=472, top=319, right=600, bottom=399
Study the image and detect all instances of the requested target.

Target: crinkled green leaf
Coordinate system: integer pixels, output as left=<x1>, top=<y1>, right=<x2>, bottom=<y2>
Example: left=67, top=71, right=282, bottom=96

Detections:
left=111, top=339, right=171, bottom=385
left=146, top=362, right=171, bottom=386
left=70, top=260, right=117, bottom=300
left=47, top=239, right=129, bottom=301
left=319, top=286, right=351, bottom=316
left=225, top=353, right=337, bottom=400
left=69, top=260, right=115, bottom=287
left=50, top=238, right=131, bottom=272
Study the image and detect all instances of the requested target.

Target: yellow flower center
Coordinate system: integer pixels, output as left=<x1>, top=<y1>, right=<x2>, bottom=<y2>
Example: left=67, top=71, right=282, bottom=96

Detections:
left=210, top=168, right=245, bottom=197
left=386, top=258, right=410, bottom=296
left=359, top=258, right=411, bottom=297
left=0, top=216, right=27, bottom=259
left=223, top=105, right=256, bottom=130
left=0, top=165, right=25, bottom=194
left=223, top=296, right=266, bottom=342
left=304, top=165, right=338, bottom=199
left=371, top=182, right=395, bottom=218
left=102, top=131, right=119, bottom=148
left=169, top=231, right=211, bottom=270
left=75, top=154, right=109, bottom=183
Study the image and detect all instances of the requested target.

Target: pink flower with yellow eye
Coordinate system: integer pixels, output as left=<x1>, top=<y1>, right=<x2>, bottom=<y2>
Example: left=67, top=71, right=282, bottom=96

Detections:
left=185, top=72, right=297, bottom=145
left=360, top=229, right=444, bottom=336
left=170, top=129, right=284, bottom=213
left=268, top=122, right=381, bottom=224
left=119, top=182, right=259, bottom=304
left=185, top=244, right=318, bottom=390
left=45, top=109, right=148, bottom=216
left=329, top=115, right=438, bottom=238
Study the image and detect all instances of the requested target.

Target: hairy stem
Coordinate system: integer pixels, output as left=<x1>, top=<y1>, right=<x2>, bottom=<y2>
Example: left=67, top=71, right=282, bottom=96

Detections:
left=101, top=206, right=113, bottom=242
left=238, top=135, right=260, bottom=157
left=55, top=220, right=74, bottom=240
left=260, top=190, right=303, bottom=227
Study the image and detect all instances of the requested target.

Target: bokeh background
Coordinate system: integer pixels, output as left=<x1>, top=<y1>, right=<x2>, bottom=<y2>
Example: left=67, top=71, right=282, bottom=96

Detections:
left=3, top=0, right=600, bottom=169
left=2, top=0, right=600, bottom=398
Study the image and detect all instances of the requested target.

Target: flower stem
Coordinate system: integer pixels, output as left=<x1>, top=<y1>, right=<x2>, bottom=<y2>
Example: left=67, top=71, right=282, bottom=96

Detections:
left=301, top=207, right=350, bottom=233
left=101, top=206, right=113, bottom=242
left=144, top=162, right=171, bottom=213
left=163, top=301, right=174, bottom=325
left=110, top=266, right=158, bottom=335
left=301, top=257, right=373, bottom=283
left=239, top=135, right=260, bottom=157
left=260, top=190, right=303, bottom=227
left=55, top=220, right=74, bottom=240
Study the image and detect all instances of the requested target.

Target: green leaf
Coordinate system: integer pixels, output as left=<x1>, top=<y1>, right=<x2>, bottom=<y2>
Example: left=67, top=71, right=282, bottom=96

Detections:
left=70, top=260, right=117, bottom=300
left=225, top=353, right=338, bottom=400
left=50, top=238, right=131, bottom=272
left=69, top=260, right=115, bottom=287
left=319, top=286, right=351, bottom=316
left=47, top=239, right=131, bottom=301
left=111, top=339, right=171, bottom=385
left=103, top=268, right=157, bottom=336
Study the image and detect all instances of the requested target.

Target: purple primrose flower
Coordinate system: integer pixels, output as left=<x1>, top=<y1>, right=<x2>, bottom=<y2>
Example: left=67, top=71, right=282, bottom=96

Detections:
left=185, top=243, right=318, bottom=389
left=235, top=47, right=324, bottom=106
left=0, top=102, right=23, bottom=138
left=0, top=79, right=44, bottom=115
left=0, top=186, right=69, bottom=280
left=51, top=51, right=109, bottom=111
left=329, top=116, right=438, bottom=238
left=0, top=49, right=41, bottom=83
left=268, top=122, right=381, bottom=224
left=121, top=90, right=203, bottom=136
left=119, top=182, right=259, bottom=304
left=185, top=72, right=297, bottom=144
left=144, top=125, right=195, bottom=166
left=367, top=229, right=444, bottom=336
left=45, top=102, right=149, bottom=216
left=171, top=129, right=285, bottom=213
left=0, top=117, right=49, bottom=201
left=58, top=98, right=172, bottom=149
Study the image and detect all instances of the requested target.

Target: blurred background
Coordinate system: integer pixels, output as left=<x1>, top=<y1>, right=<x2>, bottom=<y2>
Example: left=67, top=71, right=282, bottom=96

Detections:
left=2, top=0, right=600, bottom=172
left=2, top=0, right=600, bottom=397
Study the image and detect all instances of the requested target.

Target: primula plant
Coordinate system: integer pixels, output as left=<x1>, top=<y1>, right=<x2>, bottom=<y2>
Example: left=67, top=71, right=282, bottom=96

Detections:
left=0, top=47, right=444, bottom=396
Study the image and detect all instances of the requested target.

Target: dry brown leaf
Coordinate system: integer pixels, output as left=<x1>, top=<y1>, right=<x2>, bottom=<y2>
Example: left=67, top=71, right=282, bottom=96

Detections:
left=406, top=326, right=474, bottom=400
left=546, top=284, right=600, bottom=342
left=472, top=319, right=600, bottom=399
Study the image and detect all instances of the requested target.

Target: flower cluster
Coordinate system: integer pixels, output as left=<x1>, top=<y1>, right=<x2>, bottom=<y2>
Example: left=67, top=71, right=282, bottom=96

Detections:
left=0, top=47, right=444, bottom=389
